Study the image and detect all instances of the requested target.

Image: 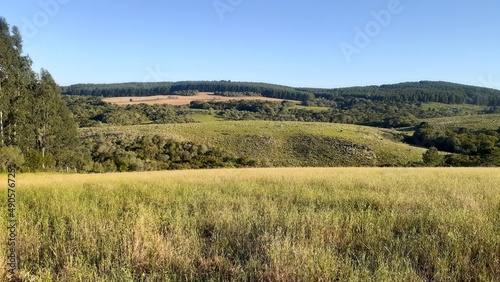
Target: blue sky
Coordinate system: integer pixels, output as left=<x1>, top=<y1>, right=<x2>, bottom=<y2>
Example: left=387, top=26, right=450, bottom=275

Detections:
left=1, top=0, right=499, bottom=89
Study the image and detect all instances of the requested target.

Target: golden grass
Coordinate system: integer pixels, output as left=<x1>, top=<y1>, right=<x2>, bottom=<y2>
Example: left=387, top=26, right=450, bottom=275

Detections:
left=102, top=92, right=297, bottom=106
left=1, top=168, right=500, bottom=281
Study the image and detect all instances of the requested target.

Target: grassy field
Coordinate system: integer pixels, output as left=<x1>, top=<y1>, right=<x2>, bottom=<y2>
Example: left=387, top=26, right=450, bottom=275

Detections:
left=420, top=102, right=487, bottom=114
left=1, top=168, right=499, bottom=281
left=82, top=121, right=426, bottom=166
left=421, top=114, right=500, bottom=130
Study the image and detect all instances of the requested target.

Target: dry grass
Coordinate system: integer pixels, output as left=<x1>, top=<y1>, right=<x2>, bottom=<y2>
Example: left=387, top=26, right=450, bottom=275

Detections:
left=102, top=92, right=297, bottom=106
left=1, top=168, right=499, bottom=281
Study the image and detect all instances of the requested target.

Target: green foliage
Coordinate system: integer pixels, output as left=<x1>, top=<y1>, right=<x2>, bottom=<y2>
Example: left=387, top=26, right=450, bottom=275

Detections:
left=214, top=91, right=261, bottom=97
left=300, top=80, right=500, bottom=106
left=62, top=80, right=315, bottom=101
left=408, top=123, right=500, bottom=166
left=62, top=82, right=172, bottom=97
left=24, top=151, right=56, bottom=171
left=188, top=99, right=458, bottom=127
left=64, top=96, right=194, bottom=126
left=422, top=147, right=443, bottom=166
left=0, top=17, right=79, bottom=170
left=0, top=145, right=24, bottom=170
left=82, top=133, right=253, bottom=172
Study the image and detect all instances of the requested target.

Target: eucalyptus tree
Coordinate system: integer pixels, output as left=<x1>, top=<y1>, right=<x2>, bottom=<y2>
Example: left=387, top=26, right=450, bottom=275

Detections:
left=0, top=17, right=79, bottom=170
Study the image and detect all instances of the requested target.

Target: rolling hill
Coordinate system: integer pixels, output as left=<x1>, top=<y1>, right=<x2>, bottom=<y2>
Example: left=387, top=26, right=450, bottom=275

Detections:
left=81, top=121, right=426, bottom=167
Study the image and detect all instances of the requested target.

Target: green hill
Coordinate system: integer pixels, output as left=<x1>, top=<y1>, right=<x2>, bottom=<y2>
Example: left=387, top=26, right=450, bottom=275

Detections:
left=301, top=81, right=500, bottom=106
left=81, top=121, right=426, bottom=167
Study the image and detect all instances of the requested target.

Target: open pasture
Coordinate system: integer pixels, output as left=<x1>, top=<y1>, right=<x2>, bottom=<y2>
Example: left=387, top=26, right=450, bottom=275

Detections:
left=1, top=167, right=500, bottom=281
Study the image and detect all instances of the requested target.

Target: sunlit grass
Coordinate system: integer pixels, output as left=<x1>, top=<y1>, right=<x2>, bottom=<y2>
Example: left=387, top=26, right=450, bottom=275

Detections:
left=1, top=168, right=499, bottom=281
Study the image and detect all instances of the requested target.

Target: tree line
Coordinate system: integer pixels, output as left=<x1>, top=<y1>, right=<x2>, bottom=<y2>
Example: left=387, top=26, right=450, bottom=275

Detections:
left=62, top=81, right=315, bottom=101
left=408, top=122, right=500, bottom=166
left=300, top=81, right=500, bottom=106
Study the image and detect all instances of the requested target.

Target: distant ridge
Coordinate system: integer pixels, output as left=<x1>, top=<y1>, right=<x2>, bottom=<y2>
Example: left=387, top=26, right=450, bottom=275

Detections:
left=62, top=80, right=500, bottom=106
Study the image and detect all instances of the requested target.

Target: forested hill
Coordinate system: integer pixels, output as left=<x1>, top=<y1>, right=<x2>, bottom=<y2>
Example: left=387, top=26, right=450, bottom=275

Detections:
left=300, top=81, right=500, bottom=106
left=62, top=81, right=315, bottom=101
left=62, top=80, right=500, bottom=106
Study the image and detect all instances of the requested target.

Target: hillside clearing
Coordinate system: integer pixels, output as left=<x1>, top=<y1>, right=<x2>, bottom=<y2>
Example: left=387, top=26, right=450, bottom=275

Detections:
left=102, top=92, right=299, bottom=106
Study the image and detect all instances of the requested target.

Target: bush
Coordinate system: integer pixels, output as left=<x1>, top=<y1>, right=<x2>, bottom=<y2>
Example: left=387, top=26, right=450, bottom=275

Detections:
left=0, top=146, right=25, bottom=171
left=422, top=147, right=444, bottom=166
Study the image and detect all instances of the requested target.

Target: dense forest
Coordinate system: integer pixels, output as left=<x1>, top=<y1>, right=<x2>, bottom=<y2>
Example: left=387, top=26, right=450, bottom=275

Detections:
left=62, top=81, right=315, bottom=101
left=62, top=80, right=500, bottom=106
left=299, top=81, right=500, bottom=106
left=62, top=82, right=171, bottom=97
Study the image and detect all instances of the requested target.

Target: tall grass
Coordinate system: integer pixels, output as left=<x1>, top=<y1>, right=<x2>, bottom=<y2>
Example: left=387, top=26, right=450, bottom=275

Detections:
left=1, top=168, right=499, bottom=281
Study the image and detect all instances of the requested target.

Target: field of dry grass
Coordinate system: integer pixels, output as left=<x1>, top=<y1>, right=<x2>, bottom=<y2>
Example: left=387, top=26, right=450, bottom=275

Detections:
left=102, top=92, right=297, bottom=106
left=1, top=168, right=499, bottom=281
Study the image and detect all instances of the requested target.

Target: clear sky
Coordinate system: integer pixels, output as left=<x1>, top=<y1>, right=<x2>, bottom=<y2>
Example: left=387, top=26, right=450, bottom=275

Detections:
left=1, top=0, right=499, bottom=89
